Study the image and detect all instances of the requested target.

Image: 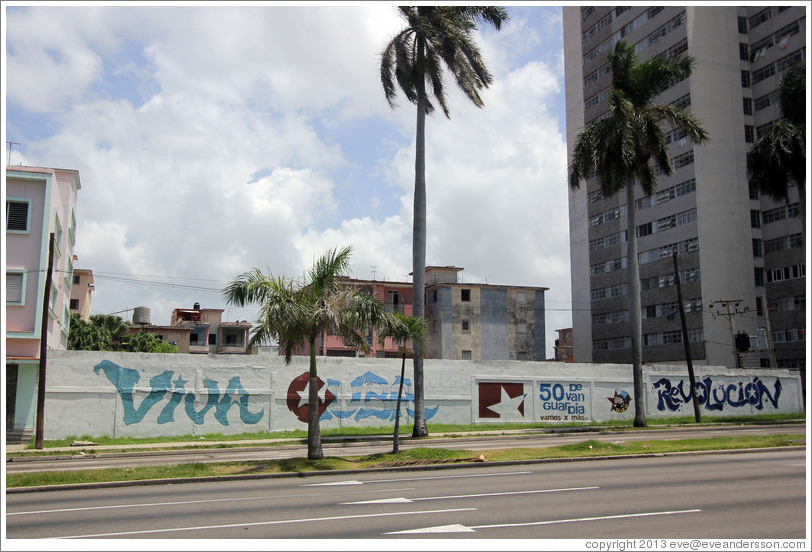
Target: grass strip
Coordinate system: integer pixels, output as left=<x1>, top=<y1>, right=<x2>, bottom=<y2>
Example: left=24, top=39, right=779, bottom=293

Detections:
left=19, top=412, right=804, bottom=451
left=7, top=434, right=803, bottom=489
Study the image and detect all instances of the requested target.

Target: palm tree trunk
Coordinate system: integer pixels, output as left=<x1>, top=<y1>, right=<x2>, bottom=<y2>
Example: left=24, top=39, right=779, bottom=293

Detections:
left=307, top=339, right=323, bottom=460
left=393, top=353, right=406, bottom=454
left=412, top=34, right=428, bottom=438
left=626, top=179, right=647, bottom=427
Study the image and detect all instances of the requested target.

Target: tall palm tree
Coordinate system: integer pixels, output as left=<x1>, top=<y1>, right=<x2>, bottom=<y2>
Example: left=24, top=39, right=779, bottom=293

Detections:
left=748, top=62, right=806, bottom=234
left=223, top=246, right=402, bottom=460
left=380, top=5, right=508, bottom=438
left=377, top=311, right=428, bottom=453
left=568, top=40, right=709, bottom=427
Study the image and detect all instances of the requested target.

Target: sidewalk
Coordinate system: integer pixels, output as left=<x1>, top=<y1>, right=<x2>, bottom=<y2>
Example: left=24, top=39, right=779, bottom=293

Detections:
left=7, top=421, right=804, bottom=456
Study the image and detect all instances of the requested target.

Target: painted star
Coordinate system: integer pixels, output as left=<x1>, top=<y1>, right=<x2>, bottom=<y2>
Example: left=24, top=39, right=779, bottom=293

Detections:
left=297, top=379, right=330, bottom=410
left=173, top=375, right=188, bottom=389
left=488, top=386, right=526, bottom=419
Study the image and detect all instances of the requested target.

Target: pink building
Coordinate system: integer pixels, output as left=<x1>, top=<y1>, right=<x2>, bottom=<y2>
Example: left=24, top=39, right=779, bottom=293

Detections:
left=6, top=165, right=81, bottom=441
left=169, top=303, right=253, bottom=354
left=292, top=279, right=414, bottom=358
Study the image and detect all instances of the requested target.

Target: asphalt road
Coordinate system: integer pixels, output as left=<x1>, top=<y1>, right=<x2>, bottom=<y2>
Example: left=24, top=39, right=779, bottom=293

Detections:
left=5, top=449, right=806, bottom=540
left=6, top=423, right=805, bottom=474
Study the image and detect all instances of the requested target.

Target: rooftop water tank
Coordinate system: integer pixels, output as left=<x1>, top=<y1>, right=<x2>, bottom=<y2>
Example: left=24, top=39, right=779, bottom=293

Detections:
left=133, top=306, right=151, bottom=325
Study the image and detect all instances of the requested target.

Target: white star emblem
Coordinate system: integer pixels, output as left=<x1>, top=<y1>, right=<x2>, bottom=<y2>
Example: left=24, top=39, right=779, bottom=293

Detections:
left=297, top=379, right=330, bottom=410
left=488, top=386, right=526, bottom=419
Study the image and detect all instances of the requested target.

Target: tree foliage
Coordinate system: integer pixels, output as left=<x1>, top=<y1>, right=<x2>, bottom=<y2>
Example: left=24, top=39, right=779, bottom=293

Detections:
left=68, top=313, right=177, bottom=353
left=224, top=245, right=406, bottom=460
left=747, top=62, right=806, bottom=213
left=568, top=40, right=709, bottom=427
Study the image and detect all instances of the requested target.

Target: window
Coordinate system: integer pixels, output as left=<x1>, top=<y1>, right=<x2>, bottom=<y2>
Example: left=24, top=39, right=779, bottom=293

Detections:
left=745, top=125, right=755, bottom=143
left=739, top=43, right=749, bottom=61
left=517, top=323, right=527, bottom=334
left=749, top=8, right=771, bottom=30
left=637, top=222, right=653, bottom=237
left=517, top=351, right=528, bottom=361
left=738, top=15, right=748, bottom=34
left=6, top=271, right=25, bottom=304
left=73, top=274, right=81, bottom=285
left=754, top=267, right=764, bottom=287
left=741, top=70, right=750, bottom=88
left=752, top=239, right=763, bottom=257
left=754, top=92, right=777, bottom=112
left=70, top=299, right=79, bottom=310
left=516, top=292, right=526, bottom=304
left=461, top=319, right=470, bottom=332
left=750, top=210, right=761, bottom=228
left=743, top=97, right=753, bottom=116
left=461, top=289, right=471, bottom=302
left=209, top=334, right=217, bottom=345
left=6, top=200, right=30, bottom=232
left=461, top=350, right=472, bottom=360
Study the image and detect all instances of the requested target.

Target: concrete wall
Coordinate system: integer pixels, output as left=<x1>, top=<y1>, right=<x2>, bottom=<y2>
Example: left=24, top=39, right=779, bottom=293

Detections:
left=32, top=350, right=804, bottom=440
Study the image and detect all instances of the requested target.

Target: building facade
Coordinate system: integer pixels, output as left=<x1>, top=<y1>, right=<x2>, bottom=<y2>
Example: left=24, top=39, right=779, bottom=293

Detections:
left=5, top=165, right=81, bottom=439
left=293, top=266, right=547, bottom=361
left=554, top=328, right=574, bottom=362
left=564, top=6, right=805, bottom=369
left=425, top=267, right=547, bottom=361
left=296, top=278, right=415, bottom=358
left=68, top=268, right=94, bottom=322
left=169, top=303, right=253, bottom=354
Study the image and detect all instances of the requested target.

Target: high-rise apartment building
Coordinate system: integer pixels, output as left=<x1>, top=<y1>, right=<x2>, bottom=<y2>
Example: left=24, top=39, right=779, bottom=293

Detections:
left=564, top=6, right=806, bottom=371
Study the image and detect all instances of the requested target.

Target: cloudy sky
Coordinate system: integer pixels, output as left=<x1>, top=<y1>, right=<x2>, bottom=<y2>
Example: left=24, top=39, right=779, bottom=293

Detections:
left=3, top=2, right=571, bottom=357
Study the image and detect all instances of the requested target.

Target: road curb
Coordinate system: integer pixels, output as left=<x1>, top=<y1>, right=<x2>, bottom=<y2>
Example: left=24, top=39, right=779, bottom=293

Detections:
left=6, top=445, right=805, bottom=494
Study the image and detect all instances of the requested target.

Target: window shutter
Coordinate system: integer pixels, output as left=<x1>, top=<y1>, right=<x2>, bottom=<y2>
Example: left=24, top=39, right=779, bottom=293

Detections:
left=6, top=273, right=23, bottom=303
left=6, top=201, right=29, bottom=231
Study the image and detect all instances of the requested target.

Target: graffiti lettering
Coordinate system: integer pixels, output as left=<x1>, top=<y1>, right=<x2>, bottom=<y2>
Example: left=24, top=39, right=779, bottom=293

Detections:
left=538, top=382, right=590, bottom=421
left=653, top=376, right=782, bottom=412
left=320, top=370, right=438, bottom=423
left=94, top=360, right=264, bottom=425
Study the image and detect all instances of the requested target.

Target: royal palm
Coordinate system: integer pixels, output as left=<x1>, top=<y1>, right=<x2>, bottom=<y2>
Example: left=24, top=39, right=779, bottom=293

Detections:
left=377, top=311, right=428, bottom=453
left=568, top=40, right=709, bottom=427
left=223, top=245, right=403, bottom=459
left=380, top=5, right=508, bottom=437
left=748, top=62, right=806, bottom=234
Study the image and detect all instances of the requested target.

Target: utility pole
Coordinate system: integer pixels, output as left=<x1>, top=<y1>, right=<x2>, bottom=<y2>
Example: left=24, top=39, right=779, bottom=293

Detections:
left=708, top=299, right=749, bottom=369
left=35, top=233, right=55, bottom=449
left=761, top=295, right=777, bottom=368
left=673, top=253, right=701, bottom=422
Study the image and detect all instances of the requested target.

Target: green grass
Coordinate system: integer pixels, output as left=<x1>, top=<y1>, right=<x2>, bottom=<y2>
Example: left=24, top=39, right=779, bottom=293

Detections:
left=6, top=434, right=804, bottom=489
left=21, top=411, right=804, bottom=451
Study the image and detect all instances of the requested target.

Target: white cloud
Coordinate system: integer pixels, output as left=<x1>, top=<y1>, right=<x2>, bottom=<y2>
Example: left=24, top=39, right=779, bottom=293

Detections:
left=5, top=5, right=572, bottom=353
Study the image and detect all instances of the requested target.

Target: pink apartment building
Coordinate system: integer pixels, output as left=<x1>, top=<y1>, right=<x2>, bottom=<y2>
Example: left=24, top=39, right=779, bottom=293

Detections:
left=6, top=165, right=81, bottom=441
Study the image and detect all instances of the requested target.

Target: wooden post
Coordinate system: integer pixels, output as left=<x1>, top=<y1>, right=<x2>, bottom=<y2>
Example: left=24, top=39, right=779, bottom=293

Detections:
left=35, top=233, right=55, bottom=449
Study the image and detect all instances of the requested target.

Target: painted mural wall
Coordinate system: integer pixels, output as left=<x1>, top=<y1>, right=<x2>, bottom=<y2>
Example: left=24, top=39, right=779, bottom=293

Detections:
left=37, top=350, right=804, bottom=440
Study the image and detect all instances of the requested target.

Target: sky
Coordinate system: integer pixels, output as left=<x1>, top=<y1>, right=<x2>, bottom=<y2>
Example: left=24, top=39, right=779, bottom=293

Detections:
left=3, top=1, right=572, bottom=357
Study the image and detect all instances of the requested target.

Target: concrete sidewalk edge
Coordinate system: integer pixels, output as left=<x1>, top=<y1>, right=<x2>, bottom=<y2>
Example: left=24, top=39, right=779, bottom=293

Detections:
left=5, top=445, right=806, bottom=494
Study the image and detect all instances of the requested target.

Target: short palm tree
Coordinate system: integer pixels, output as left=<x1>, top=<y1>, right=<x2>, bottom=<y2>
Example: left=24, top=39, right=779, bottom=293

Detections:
left=748, top=62, right=806, bottom=234
left=380, top=5, right=508, bottom=438
left=223, top=245, right=402, bottom=460
left=568, top=40, right=709, bottom=427
left=377, top=311, right=428, bottom=453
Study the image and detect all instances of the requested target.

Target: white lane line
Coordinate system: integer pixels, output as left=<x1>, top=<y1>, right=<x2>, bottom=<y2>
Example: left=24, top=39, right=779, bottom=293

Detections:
left=302, top=471, right=532, bottom=486
left=56, top=508, right=478, bottom=539
left=342, top=486, right=599, bottom=505
left=386, top=509, right=702, bottom=534
left=9, top=487, right=416, bottom=516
